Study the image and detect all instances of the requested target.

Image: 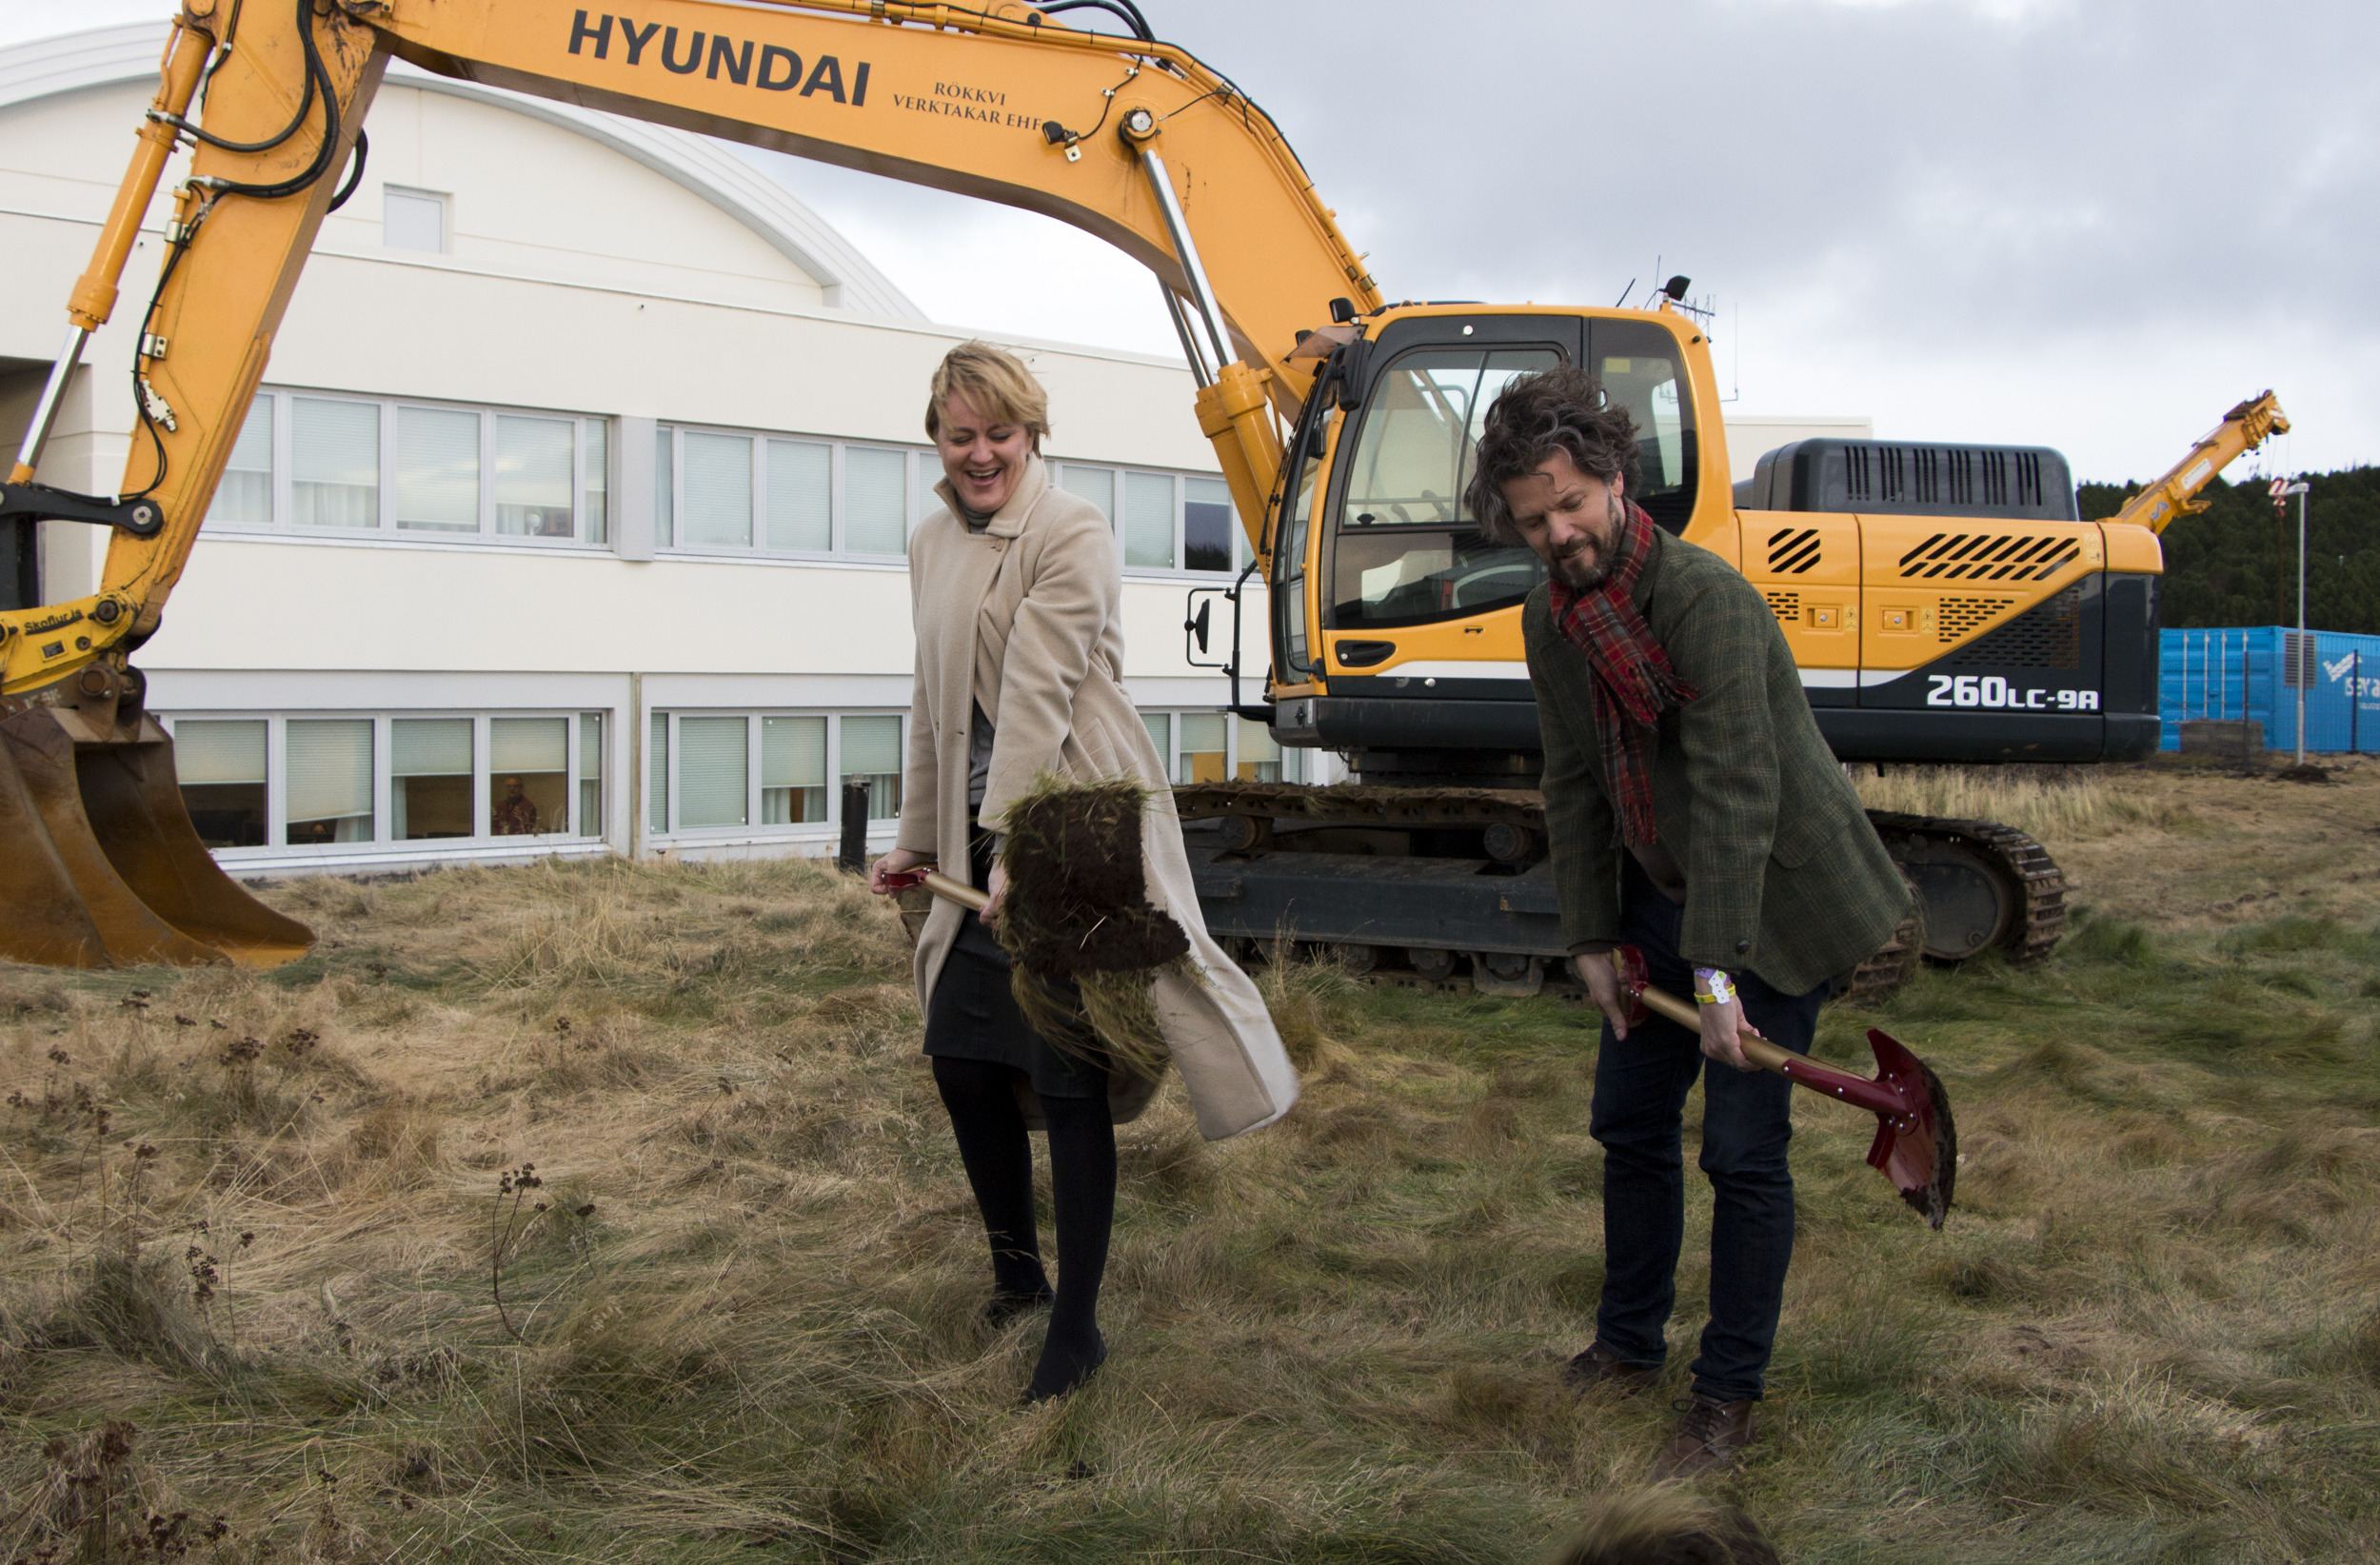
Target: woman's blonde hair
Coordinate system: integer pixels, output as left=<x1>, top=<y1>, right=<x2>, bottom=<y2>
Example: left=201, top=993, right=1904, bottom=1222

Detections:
left=924, top=341, right=1050, bottom=451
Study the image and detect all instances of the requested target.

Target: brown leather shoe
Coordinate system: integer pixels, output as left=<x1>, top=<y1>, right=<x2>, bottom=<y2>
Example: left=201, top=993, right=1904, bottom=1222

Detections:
left=1560, top=1341, right=1660, bottom=1394
left=1650, top=1394, right=1756, bottom=1479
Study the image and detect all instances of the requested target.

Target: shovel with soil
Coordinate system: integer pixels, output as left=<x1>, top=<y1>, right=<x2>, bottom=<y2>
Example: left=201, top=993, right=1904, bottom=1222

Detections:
left=882, top=778, right=1193, bottom=1080
left=1609, top=946, right=1958, bottom=1229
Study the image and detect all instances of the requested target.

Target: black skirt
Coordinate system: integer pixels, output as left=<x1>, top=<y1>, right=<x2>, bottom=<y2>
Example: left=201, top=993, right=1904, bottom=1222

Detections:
left=921, top=825, right=1106, bottom=1100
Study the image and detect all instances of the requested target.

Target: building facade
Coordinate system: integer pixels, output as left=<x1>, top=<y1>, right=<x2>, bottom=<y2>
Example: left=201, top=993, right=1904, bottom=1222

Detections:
left=1, top=24, right=1299, bottom=877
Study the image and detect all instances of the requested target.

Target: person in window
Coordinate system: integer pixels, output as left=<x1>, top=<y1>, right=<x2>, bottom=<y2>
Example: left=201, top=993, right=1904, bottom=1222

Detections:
left=868, top=342, right=1298, bottom=1403
left=491, top=776, right=538, bottom=836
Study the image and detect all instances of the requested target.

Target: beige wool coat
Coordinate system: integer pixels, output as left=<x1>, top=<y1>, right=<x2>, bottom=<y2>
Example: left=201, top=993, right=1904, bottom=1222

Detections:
left=897, top=455, right=1300, bottom=1140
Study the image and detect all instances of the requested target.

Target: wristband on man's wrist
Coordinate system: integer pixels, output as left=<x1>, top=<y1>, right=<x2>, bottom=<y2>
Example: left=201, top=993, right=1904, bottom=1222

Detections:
left=1693, top=966, right=1737, bottom=1007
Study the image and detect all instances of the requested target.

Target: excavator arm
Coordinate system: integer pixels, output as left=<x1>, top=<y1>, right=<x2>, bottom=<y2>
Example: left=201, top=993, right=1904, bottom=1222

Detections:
left=0, top=0, right=1379, bottom=966
left=3, top=0, right=1379, bottom=702
left=2107, top=388, right=2291, bottom=535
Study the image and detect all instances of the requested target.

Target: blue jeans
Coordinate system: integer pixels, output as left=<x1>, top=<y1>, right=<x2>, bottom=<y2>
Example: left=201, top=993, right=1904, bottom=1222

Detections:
left=1589, top=866, right=1824, bottom=1403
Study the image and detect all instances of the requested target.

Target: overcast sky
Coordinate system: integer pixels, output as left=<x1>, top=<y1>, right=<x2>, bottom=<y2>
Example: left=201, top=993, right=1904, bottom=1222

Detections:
left=10, top=0, right=2374, bottom=482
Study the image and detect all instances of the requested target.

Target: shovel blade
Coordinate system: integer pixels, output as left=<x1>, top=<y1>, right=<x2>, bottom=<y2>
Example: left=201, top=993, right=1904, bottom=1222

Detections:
left=0, top=708, right=312, bottom=969
left=1864, top=1027, right=1957, bottom=1229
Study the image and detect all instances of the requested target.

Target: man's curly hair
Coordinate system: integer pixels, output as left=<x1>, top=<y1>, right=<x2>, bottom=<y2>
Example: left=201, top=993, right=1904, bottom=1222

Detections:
left=1464, top=366, right=1640, bottom=546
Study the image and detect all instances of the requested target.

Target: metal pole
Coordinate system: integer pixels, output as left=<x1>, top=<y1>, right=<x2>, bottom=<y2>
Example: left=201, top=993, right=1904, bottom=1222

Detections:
left=2354, top=649, right=2362, bottom=755
left=2296, top=485, right=2310, bottom=765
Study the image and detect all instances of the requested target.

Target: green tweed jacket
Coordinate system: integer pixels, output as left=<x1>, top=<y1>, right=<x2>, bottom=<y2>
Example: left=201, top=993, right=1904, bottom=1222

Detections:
left=1523, top=526, right=1910, bottom=997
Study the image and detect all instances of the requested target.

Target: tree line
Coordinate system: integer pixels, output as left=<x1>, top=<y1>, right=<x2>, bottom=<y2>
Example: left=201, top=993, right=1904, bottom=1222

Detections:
left=2078, top=466, right=2380, bottom=635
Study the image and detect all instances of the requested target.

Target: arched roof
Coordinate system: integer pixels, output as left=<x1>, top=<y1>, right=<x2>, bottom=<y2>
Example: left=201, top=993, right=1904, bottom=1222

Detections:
left=0, top=22, right=925, bottom=321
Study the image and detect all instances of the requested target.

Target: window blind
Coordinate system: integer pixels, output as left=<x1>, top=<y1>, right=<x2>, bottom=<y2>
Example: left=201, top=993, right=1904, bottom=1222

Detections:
left=1235, top=715, right=1280, bottom=763
left=291, top=398, right=378, bottom=527
left=843, top=447, right=908, bottom=555
left=1059, top=465, right=1113, bottom=522
left=391, top=718, right=471, bottom=776
left=394, top=406, right=480, bottom=531
left=1140, top=711, right=1171, bottom=765
left=579, top=714, right=603, bottom=781
left=762, top=715, right=826, bottom=788
left=492, top=717, right=566, bottom=773
left=583, top=420, right=608, bottom=545
left=1123, top=470, right=1175, bottom=569
left=766, top=440, right=831, bottom=551
left=173, top=720, right=266, bottom=785
left=677, top=716, right=748, bottom=827
left=648, top=712, right=667, bottom=833
left=287, top=719, right=373, bottom=823
left=209, top=396, right=273, bottom=526
left=840, top=715, right=901, bottom=778
left=494, top=415, right=573, bottom=537
left=682, top=432, right=752, bottom=547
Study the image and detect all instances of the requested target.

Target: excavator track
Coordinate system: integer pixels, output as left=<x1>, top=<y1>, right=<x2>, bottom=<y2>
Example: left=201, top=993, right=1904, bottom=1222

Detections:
left=1861, top=810, right=2068, bottom=969
left=1173, top=782, right=2067, bottom=1003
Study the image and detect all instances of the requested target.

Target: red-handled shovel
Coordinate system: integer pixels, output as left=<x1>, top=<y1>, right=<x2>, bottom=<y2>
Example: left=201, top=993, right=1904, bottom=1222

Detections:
left=1609, top=946, right=1958, bottom=1229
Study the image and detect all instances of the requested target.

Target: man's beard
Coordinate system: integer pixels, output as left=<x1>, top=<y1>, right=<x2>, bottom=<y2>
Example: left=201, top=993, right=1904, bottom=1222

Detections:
left=1552, top=492, right=1628, bottom=590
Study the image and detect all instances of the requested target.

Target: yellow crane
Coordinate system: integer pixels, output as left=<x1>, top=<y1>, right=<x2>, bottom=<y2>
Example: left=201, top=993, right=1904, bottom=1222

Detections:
left=0, top=0, right=2288, bottom=980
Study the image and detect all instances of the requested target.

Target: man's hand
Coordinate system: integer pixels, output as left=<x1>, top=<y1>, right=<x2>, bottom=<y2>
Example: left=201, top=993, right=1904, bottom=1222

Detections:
left=868, top=847, right=926, bottom=896
left=1574, top=951, right=1630, bottom=1040
left=1698, top=997, right=1762, bottom=1072
left=979, top=861, right=1009, bottom=928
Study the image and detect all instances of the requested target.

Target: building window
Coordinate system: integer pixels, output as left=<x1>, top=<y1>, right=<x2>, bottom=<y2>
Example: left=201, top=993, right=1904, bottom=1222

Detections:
left=495, top=416, right=576, bottom=538
left=579, top=713, right=605, bottom=836
left=391, top=718, right=472, bottom=840
left=287, top=718, right=374, bottom=844
left=646, top=711, right=902, bottom=838
left=1140, top=708, right=1303, bottom=785
left=292, top=396, right=379, bottom=528
left=655, top=425, right=917, bottom=560
left=491, top=717, right=570, bottom=836
left=762, top=715, right=827, bottom=823
left=841, top=714, right=902, bottom=818
left=383, top=186, right=447, bottom=253
left=395, top=406, right=479, bottom=532
left=174, top=720, right=267, bottom=847
left=211, top=389, right=610, bottom=546
left=166, top=710, right=608, bottom=855
left=1057, top=464, right=1242, bottom=575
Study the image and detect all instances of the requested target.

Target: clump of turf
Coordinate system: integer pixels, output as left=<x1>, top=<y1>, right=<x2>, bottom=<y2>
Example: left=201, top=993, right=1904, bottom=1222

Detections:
left=995, top=775, right=1194, bottom=1080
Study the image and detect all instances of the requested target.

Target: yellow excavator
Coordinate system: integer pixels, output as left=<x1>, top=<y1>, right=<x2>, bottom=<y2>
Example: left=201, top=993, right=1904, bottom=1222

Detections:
left=0, top=0, right=2288, bottom=982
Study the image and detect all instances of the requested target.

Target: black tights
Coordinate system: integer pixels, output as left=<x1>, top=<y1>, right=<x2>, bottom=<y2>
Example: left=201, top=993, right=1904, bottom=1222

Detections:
left=931, top=1055, right=1115, bottom=1400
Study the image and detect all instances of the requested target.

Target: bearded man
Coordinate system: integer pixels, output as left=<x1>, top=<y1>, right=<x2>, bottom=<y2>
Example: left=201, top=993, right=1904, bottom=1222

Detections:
left=1466, top=366, right=1908, bottom=1479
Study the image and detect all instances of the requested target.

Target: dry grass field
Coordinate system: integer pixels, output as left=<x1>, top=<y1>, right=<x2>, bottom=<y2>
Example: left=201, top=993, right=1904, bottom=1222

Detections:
left=4, top=761, right=2378, bottom=1564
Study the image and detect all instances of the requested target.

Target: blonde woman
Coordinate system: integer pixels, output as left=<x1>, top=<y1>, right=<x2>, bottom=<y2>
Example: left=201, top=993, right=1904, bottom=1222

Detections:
left=869, top=341, right=1298, bottom=1401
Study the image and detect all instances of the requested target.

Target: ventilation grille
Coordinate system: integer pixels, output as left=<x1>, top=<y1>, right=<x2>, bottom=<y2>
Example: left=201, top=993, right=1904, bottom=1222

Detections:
left=1898, top=532, right=2083, bottom=582
left=1763, top=590, right=1801, bottom=624
left=1938, top=597, right=2016, bottom=642
left=1842, top=446, right=2052, bottom=509
left=1767, top=527, right=1821, bottom=575
left=1945, top=584, right=2083, bottom=668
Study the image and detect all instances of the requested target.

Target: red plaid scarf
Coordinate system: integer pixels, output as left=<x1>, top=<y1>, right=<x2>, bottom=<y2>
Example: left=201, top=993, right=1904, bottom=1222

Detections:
left=1546, top=502, right=1698, bottom=845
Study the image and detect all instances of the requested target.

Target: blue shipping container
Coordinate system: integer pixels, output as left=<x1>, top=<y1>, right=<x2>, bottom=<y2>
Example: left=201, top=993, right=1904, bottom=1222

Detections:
left=2159, top=626, right=2380, bottom=753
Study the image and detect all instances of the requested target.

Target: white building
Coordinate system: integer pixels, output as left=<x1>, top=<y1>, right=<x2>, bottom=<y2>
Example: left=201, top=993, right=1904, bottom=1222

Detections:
left=1, top=24, right=1295, bottom=877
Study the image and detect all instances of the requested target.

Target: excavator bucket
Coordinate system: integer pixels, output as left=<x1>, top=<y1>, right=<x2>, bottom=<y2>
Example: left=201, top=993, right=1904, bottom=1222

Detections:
left=0, top=704, right=311, bottom=969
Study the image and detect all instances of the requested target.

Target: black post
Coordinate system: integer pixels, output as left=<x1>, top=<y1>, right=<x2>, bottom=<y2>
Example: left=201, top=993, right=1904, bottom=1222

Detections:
left=837, top=778, right=871, bottom=874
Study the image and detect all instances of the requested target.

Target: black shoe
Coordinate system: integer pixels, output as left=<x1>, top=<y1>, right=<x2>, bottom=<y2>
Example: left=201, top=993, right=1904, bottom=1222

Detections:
left=1023, top=1328, right=1106, bottom=1404
left=1560, top=1341, right=1661, bottom=1394
left=980, top=1284, right=1054, bottom=1332
left=1650, top=1394, right=1757, bottom=1480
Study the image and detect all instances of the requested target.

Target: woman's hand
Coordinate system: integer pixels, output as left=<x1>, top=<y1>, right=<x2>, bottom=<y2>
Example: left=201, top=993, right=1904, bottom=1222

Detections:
left=868, top=847, right=926, bottom=896
left=978, top=862, right=1008, bottom=928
